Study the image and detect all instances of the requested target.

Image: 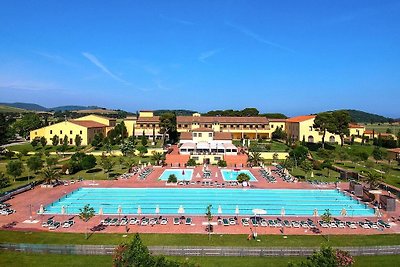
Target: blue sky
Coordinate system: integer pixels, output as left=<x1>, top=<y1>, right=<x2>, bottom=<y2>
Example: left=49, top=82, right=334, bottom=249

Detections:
left=0, top=1, right=399, bottom=117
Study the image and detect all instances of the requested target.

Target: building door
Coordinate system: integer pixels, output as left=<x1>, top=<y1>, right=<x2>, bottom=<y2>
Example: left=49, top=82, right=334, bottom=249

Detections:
left=203, top=158, right=210, bottom=164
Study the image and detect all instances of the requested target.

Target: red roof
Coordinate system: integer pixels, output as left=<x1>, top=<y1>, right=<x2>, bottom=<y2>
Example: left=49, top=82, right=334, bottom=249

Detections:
left=177, top=116, right=268, bottom=124
left=349, top=124, right=364, bottom=128
left=180, top=132, right=192, bottom=140
left=286, top=115, right=316, bottom=123
left=192, top=127, right=214, bottom=132
left=70, top=120, right=107, bottom=128
left=388, top=148, right=400, bottom=153
left=137, top=116, right=160, bottom=123
left=214, top=132, right=232, bottom=140
left=364, top=130, right=374, bottom=134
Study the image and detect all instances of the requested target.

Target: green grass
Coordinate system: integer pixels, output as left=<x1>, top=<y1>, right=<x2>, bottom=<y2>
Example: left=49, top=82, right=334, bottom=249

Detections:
left=0, top=251, right=399, bottom=267
left=0, top=251, right=112, bottom=267
left=290, top=167, right=340, bottom=182
left=0, top=231, right=399, bottom=247
left=7, top=143, right=86, bottom=153
left=364, top=123, right=400, bottom=135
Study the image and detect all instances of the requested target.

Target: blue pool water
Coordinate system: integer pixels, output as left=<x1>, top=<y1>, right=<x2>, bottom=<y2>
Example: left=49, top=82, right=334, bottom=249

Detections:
left=221, top=169, right=257, bottom=181
left=44, top=188, right=374, bottom=216
left=159, top=169, right=193, bottom=181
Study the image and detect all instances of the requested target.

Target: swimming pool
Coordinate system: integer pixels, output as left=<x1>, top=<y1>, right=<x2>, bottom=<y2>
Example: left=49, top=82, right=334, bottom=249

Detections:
left=44, top=188, right=374, bottom=216
left=159, top=169, right=193, bottom=181
left=221, top=169, right=257, bottom=181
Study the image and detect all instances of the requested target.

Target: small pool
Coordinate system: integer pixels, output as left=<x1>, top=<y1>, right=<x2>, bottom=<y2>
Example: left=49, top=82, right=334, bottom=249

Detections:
left=159, top=169, right=193, bottom=181
left=221, top=169, right=257, bottom=181
left=43, top=188, right=375, bottom=216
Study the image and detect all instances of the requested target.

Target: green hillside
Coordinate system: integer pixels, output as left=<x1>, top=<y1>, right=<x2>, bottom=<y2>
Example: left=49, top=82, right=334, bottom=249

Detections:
left=342, top=109, right=392, bottom=123
left=0, top=105, right=28, bottom=113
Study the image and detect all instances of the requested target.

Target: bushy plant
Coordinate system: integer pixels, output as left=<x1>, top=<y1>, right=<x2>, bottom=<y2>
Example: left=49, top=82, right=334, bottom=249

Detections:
left=186, top=158, right=196, bottom=166
left=217, top=160, right=227, bottom=167
left=167, top=174, right=177, bottom=183
left=237, top=173, right=250, bottom=183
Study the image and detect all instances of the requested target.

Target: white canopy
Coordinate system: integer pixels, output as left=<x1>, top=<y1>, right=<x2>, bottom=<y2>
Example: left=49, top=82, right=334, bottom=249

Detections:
left=252, top=208, right=267, bottom=215
left=196, top=142, right=210, bottom=150
left=180, top=142, right=196, bottom=149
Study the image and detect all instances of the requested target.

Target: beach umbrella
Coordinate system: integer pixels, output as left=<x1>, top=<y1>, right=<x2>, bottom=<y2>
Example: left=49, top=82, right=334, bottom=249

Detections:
left=281, top=207, right=286, bottom=217
left=235, top=205, right=240, bottom=215
left=217, top=205, right=222, bottom=215
left=38, top=204, right=44, bottom=214
left=178, top=205, right=185, bottom=214
left=313, top=208, right=318, bottom=217
left=155, top=205, right=160, bottom=214
left=182, top=170, right=185, bottom=175
left=374, top=207, right=381, bottom=217
left=196, top=173, right=201, bottom=178
left=61, top=205, right=66, bottom=215
left=138, top=160, right=142, bottom=165
left=215, top=172, right=218, bottom=178
left=98, top=207, right=103, bottom=216
left=310, top=171, right=314, bottom=178
left=117, top=205, right=122, bottom=215
left=340, top=208, right=347, bottom=217
left=137, top=205, right=142, bottom=215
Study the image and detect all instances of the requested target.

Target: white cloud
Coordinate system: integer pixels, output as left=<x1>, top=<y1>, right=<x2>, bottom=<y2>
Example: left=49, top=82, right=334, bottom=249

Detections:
left=198, top=49, right=222, bottom=63
left=82, top=52, right=130, bottom=85
left=225, top=21, right=295, bottom=53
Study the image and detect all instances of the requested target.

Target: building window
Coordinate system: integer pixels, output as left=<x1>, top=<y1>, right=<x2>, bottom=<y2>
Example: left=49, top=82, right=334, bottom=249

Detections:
left=193, top=133, right=197, bottom=137
left=209, top=133, right=212, bottom=137
left=70, top=130, right=73, bottom=134
left=271, top=125, right=274, bottom=128
left=35, top=131, right=37, bottom=135
left=69, top=138, right=73, bottom=144
left=80, top=130, right=82, bottom=134
left=50, top=130, right=53, bottom=134
left=309, top=126, right=313, bottom=131
left=199, top=133, right=202, bottom=137
left=60, top=130, right=62, bottom=134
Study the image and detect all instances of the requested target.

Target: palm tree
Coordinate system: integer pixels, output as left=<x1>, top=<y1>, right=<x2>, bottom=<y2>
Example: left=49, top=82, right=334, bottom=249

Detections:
left=151, top=151, right=164, bottom=166
left=362, top=171, right=383, bottom=189
left=42, top=167, right=60, bottom=184
left=248, top=151, right=263, bottom=167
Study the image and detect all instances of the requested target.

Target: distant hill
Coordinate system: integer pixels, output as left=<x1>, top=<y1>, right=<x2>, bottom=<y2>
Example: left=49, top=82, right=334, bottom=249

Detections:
left=154, top=110, right=197, bottom=116
left=49, top=105, right=102, bottom=111
left=0, top=105, right=28, bottom=113
left=340, top=109, right=393, bottom=123
left=0, top=102, right=48, bottom=111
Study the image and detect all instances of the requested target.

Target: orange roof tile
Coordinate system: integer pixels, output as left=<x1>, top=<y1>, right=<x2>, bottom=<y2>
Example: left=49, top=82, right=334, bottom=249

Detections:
left=70, top=120, right=107, bottom=128
left=349, top=124, right=364, bottom=128
left=137, top=116, right=160, bottom=123
left=214, top=132, right=232, bottom=140
left=286, top=115, right=316, bottom=123
left=192, top=127, right=214, bottom=132
left=180, top=132, right=192, bottom=140
left=177, top=116, right=268, bottom=124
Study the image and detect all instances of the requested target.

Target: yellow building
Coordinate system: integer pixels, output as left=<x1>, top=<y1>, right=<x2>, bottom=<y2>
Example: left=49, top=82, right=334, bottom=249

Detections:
left=131, top=111, right=164, bottom=141
left=348, top=124, right=365, bottom=137
left=30, top=120, right=107, bottom=146
left=286, top=115, right=342, bottom=143
left=176, top=113, right=273, bottom=140
left=74, top=114, right=116, bottom=136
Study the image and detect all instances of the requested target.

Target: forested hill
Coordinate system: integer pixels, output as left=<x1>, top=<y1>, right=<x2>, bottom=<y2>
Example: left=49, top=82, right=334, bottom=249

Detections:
left=341, top=109, right=393, bottom=123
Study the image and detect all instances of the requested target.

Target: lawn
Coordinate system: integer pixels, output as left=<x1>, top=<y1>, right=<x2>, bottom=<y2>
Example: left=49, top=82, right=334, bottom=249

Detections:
left=364, top=123, right=400, bottom=135
left=290, top=167, right=340, bottom=182
left=7, top=143, right=86, bottom=153
left=0, top=251, right=399, bottom=267
left=0, top=231, right=399, bottom=247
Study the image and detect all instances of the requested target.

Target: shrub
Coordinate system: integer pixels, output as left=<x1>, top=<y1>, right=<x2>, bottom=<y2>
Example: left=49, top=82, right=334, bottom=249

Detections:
left=167, top=174, right=177, bottom=183
left=313, top=161, right=322, bottom=170
left=81, top=155, right=97, bottom=170
left=217, top=160, right=227, bottom=167
left=186, top=158, right=196, bottom=166
left=237, top=173, right=250, bottom=183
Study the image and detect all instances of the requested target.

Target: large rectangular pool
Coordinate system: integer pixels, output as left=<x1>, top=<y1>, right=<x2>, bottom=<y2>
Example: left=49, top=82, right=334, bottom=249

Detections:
left=44, top=188, right=374, bottom=216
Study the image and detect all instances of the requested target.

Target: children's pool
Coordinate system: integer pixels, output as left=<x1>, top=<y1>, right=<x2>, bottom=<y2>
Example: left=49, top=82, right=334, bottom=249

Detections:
left=159, top=169, right=193, bottom=181
left=221, top=169, right=257, bottom=181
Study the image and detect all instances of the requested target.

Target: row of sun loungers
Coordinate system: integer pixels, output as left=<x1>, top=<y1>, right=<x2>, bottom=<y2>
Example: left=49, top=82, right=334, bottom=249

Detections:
left=119, top=173, right=134, bottom=179
left=100, top=216, right=193, bottom=226
left=259, top=169, right=277, bottom=183
left=0, top=202, right=15, bottom=215
left=272, top=165, right=295, bottom=182
left=138, top=168, right=153, bottom=180
left=42, top=218, right=75, bottom=230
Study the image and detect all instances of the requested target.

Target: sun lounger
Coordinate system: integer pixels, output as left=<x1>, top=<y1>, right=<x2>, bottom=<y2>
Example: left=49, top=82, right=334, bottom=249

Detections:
left=229, top=218, right=236, bottom=225
left=129, top=218, right=139, bottom=225
left=140, top=218, right=149, bottom=226
left=260, top=219, right=268, bottom=227
left=241, top=218, right=249, bottom=226
left=173, top=218, right=180, bottom=225
left=250, top=217, right=258, bottom=226
left=149, top=218, right=158, bottom=225
left=222, top=218, right=229, bottom=226
left=185, top=217, right=192, bottom=225
left=377, top=219, right=390, bottom=228
left=160, top=218, right=168, bottom=225
left=49, top=222, right=60, bottom=230
left=283, top=220, right=291, bottom=227
left=292, top=221, right=300, bottom=228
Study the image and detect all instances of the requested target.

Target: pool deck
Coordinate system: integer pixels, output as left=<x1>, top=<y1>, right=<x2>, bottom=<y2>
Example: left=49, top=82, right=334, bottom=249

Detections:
left=1, top=165, right=400, bottom=236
